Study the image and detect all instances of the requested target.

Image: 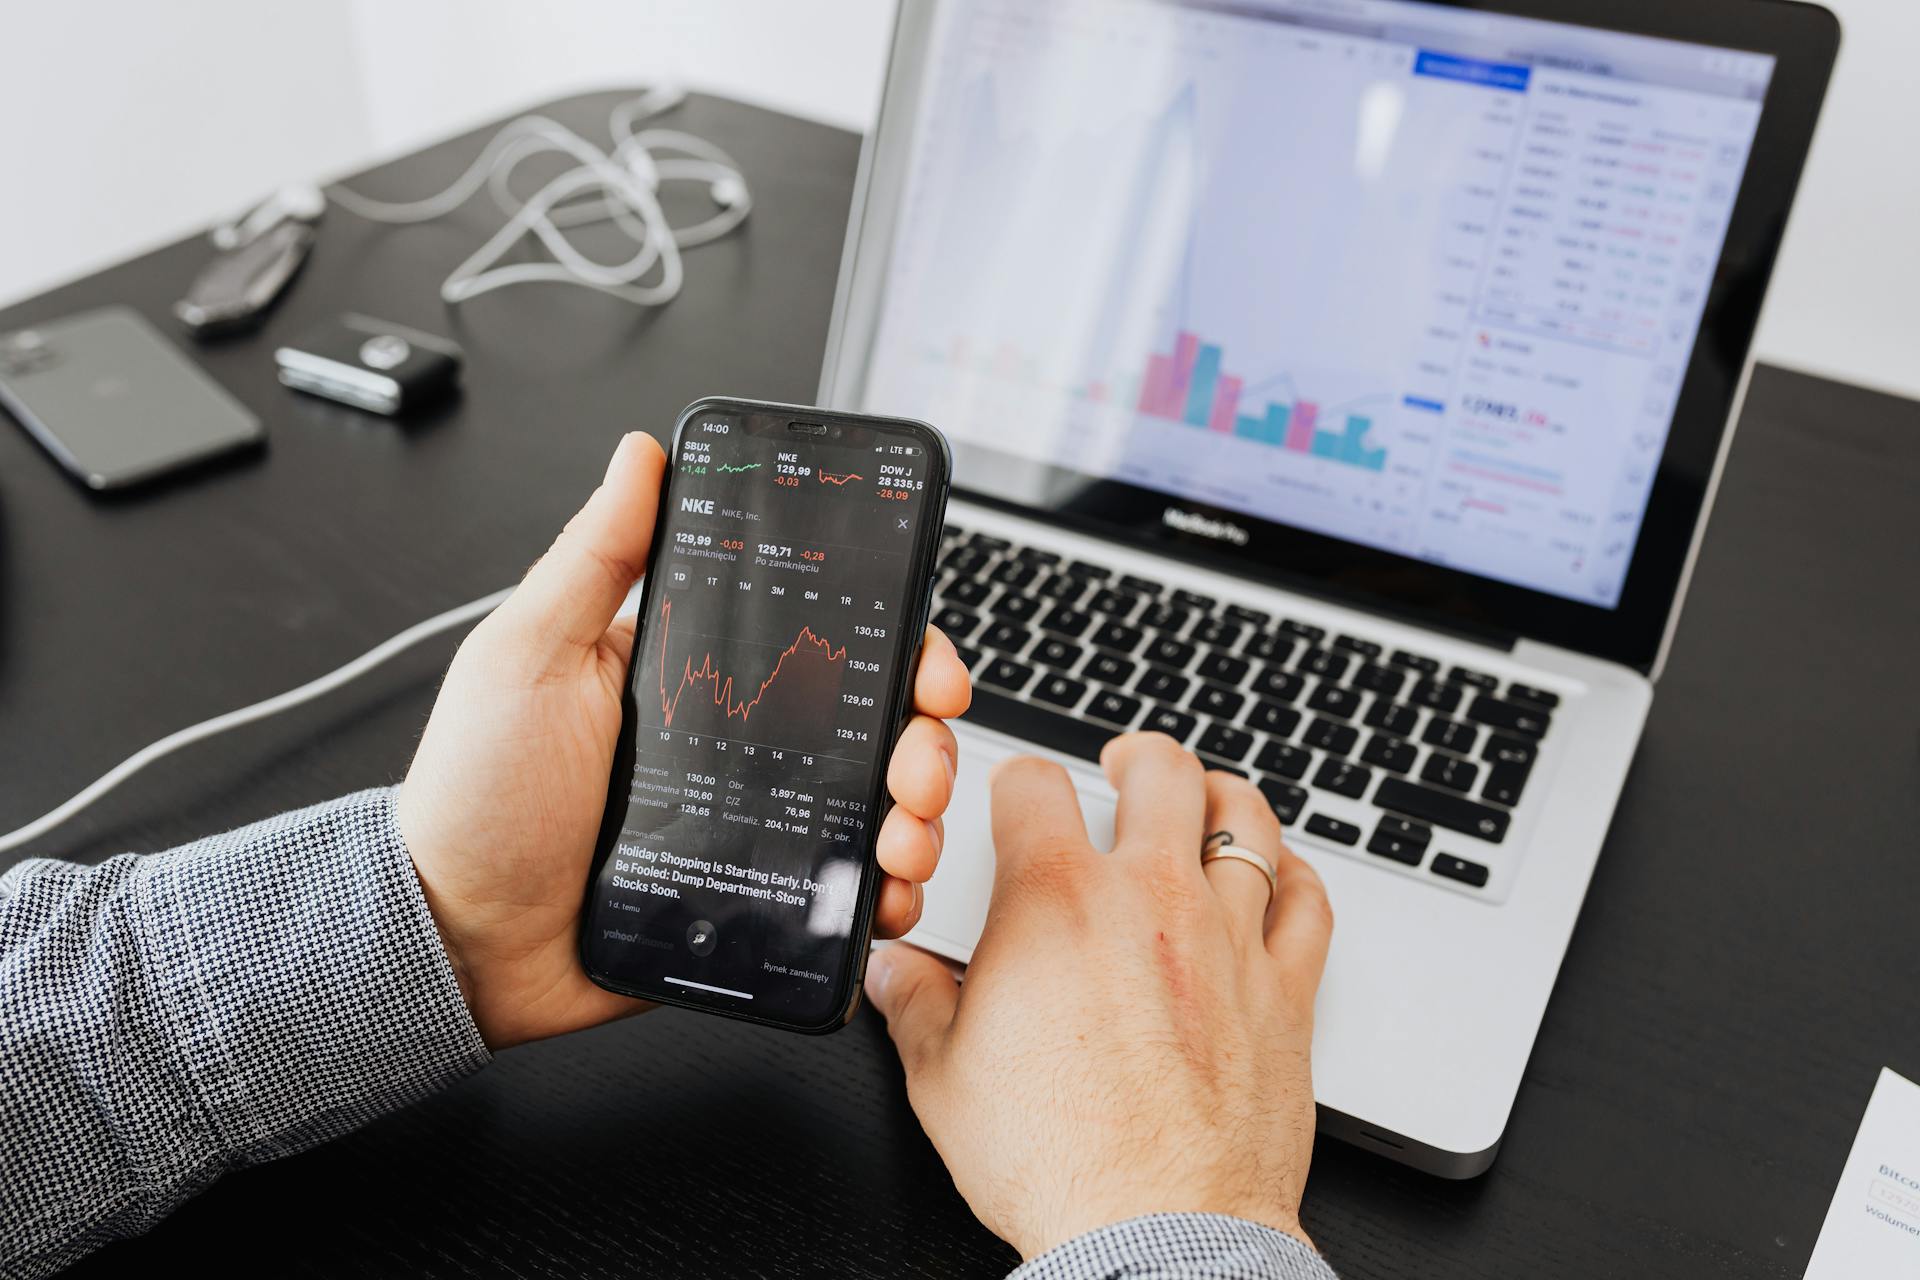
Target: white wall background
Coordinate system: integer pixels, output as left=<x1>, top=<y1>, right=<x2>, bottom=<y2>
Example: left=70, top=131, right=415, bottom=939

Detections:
left=2, top=0, right=1914, bottom=399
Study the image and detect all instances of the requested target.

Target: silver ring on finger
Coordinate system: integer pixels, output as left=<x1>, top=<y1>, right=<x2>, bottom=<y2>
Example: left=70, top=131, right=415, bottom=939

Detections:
left=1200, top=830, right=1278, bottom=902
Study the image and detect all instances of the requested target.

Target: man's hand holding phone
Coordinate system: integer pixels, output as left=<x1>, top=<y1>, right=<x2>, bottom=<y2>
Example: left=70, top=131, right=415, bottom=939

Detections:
left=396, top=431, right=971, bottom=1050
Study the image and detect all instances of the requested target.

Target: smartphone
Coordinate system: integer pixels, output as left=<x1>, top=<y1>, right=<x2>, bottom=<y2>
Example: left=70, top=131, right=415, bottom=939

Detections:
left=0, top=306, right=262, bottom=490
left=581, top=397, right=951, bottom=1032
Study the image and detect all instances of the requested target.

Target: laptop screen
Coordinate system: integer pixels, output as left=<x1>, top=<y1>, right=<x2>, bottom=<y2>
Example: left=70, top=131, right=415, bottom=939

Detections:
left=857, top=0, right=1776, bottom=610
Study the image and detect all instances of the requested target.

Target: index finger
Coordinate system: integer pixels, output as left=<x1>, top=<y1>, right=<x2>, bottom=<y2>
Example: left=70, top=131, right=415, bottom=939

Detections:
left=988, top=755, right=1093, bottom=892
left=912, top=625, right=972, bottom=720
left=1100, top=732, right=1207, bottom=863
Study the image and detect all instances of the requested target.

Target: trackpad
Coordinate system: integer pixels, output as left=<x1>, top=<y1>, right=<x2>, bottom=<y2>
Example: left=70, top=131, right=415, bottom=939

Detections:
left=899, top=725, right=1117, bottom=964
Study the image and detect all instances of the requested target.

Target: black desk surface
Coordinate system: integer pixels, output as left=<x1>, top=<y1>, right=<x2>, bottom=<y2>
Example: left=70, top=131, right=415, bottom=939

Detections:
left=2, top=92, right=1916, bottom=1279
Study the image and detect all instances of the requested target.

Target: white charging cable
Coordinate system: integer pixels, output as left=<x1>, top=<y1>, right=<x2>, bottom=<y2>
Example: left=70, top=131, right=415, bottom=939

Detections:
left=327, top=86, right=751, bottom=306
left=0, top=588, right=514, bottom=857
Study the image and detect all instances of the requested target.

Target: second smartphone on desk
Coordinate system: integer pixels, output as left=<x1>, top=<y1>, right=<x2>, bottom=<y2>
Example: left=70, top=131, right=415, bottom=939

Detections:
left=581, top=398, right=950, bottom=1032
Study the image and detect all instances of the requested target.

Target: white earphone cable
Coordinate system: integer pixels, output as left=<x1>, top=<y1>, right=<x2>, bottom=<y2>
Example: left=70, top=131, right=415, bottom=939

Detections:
left=0, top=588, right=514, bottom=857
left=326, top=88, right=750, bottom=307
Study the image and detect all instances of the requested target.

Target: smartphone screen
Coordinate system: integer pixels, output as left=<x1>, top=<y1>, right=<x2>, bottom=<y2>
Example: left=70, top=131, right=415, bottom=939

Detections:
left=581, top=399, right=950, bottom=1031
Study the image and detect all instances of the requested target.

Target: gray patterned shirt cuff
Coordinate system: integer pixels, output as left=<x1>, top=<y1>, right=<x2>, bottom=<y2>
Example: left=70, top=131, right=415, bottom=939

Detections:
left=1010, top=1213, right=1338, bottom=1280
left=0, top=787, right=491, bottom=1277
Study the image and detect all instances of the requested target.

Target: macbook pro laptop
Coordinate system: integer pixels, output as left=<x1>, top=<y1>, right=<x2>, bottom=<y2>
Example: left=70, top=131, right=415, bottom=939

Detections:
left=822, top=0, right=1838, bottom=1174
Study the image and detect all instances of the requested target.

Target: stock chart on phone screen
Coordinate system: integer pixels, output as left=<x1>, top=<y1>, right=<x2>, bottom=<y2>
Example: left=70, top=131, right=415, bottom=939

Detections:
left=591, top=410, right=934, bottom=1020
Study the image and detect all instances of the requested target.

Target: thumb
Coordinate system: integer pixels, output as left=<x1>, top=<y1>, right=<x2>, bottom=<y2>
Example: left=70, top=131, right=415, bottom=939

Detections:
left=865, top=942, right=958, bottom=1075
left=502, top=431, right=668, bottom=653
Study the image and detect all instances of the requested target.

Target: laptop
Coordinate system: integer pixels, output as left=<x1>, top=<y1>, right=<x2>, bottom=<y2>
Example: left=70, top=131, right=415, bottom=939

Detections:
left=821, top=0, right=1838, bottom=1175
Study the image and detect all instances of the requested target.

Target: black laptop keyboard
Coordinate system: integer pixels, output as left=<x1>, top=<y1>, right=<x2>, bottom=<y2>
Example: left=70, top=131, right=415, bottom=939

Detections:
left=932, top=523, right=1561, bottom=891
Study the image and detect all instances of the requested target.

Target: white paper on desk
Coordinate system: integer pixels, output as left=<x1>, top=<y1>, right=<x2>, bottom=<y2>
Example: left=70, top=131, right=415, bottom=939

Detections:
left=1805, top=1068, right=1920, bottom=1278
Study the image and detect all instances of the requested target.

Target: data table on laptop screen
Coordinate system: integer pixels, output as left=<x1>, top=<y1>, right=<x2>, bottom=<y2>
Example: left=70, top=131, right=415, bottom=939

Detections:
left=864, top=0, right=1773, bottom=608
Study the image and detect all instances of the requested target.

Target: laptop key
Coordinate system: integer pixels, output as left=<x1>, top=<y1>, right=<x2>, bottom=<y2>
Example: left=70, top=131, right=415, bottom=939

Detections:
left=1065, top=560, right=1111, bottom=579
left=1365, top=699, right=1420, bottom=736
left=1225, top=603, right=1271, bottom=626
left=1305, top=814, right=1361, bottom=846
left=1136, top=669, right=1190, bottom=702
left=953, top=644, right=983, bottom=671
left=1088, top=588, right=1141, bottom=618
left=1352, top=662, right=1407, bottom=697
left=1032, top=674, right=1088, bottom=710
left=1306, top=684, right=1362, bottom=719
left=1304, top=718, right=1359, bottom=755
left=1172, top=588, right=1216, bottom=610
left=1279, top=619, right=1326, bottom=644
left=1085, top=652, right=1137, bottom=685
left=1375, top=778, right=1510, bottom=843
left=1247, top=701, right=1302, bottom=738
left=1313, top=759, right=1372, bottom=800
left=1251, top=667, right=1305, bottom=702
left=1016, top=546, right=1062, bottom=566
left=1431, top=853, right=1490, bottom=888
left=942, top=522, right=966, bottom=540
left=982, top=621, right=1033, bottom=653
left=1039, top=606, right=1094, bottom=638
left=963, top=687, right=1110, bottom=763
left=1033, top=637, right=1082, bottom=669
left=1091, top=621, right=1145, bottom=653
left=945, top=577, right=992, bottom=607
left=1255, top=741, right=1311, bottom=780
left=1333, top=635, right=1382, bottom=659
left=1197, top=652, right=1251, bottom=685
left=967, top=533, right=1011, bottom=552
left=1484, top=760, right=1532, bottom=807
left=1196, top=722, right=1254, bottom=763
left=1193, top=618, right=1244, bottom=648
left=1360, top=733, right=1417, bottom=773
left=1145, top=637, right=1197, bottom=668
left=990, top=592, right=1042, bottom=622
left=1504, top=682, right=1560, bottom=709
left=1244, top=632, right=1296, bottom=663
left=1119, top=573, right=1164, bottom=596
left=1142, top=705, right=1198, bottom=743
left=941, top=545, right=987, bottom=575
left=1087, top=689, right=1143, bottom=729
left=1450, top=666, right=1499, bottom=691
left=1389, top=649, right=1439, bottom=674
left=1421, top=716, right=1478, bottom=754
left=1037, top=573, right=1085, bottom=602
left=1298, top=648, right=1350, bottom=680
left=934, top=605, right=982, bottom=640
left=992, top=559, right=1038, bottom=588
left=1409, top=680, right=1462, bottom=713
left=1191, top=685, right=1246, bottom=720
left=1367, top=816, right=1430, bottom=865
left=1141, top=603, right=1192, bottom=633
left=1259, top=779, right=1308, bottom=825
left=1421, top=754, right=1480, bottom=793
left=980, top=657, right=1036, bottom=693
left=1466, top=695, right=1551, bottom=739
left=1482, top=733, right=1538, bottom=767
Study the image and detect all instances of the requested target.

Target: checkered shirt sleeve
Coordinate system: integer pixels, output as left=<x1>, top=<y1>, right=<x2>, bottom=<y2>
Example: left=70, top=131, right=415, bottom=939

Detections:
left=1010, top=1214, right=1338, bottom=1280
left=0, top=787, right=491, bottom=1279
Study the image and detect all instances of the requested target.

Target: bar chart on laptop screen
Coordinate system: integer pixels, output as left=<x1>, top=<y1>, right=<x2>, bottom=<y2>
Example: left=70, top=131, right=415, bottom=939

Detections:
left=865, top=0, right=1768, bottom=607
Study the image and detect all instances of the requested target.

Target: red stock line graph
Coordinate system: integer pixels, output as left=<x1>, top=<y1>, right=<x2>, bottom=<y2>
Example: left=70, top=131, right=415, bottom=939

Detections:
left=817, top=469, right=863, bottom=486
left=656, top=598, right=848, bottom=728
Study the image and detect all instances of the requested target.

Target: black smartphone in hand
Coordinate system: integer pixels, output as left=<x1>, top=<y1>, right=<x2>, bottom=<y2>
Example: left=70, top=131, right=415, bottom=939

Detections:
left=581, top=397, right=951, bottom=1033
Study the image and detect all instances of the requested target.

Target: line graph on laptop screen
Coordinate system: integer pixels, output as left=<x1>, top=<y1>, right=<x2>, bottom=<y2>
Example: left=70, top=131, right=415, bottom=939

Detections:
left=863, top=0, right=1773, bottom=607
